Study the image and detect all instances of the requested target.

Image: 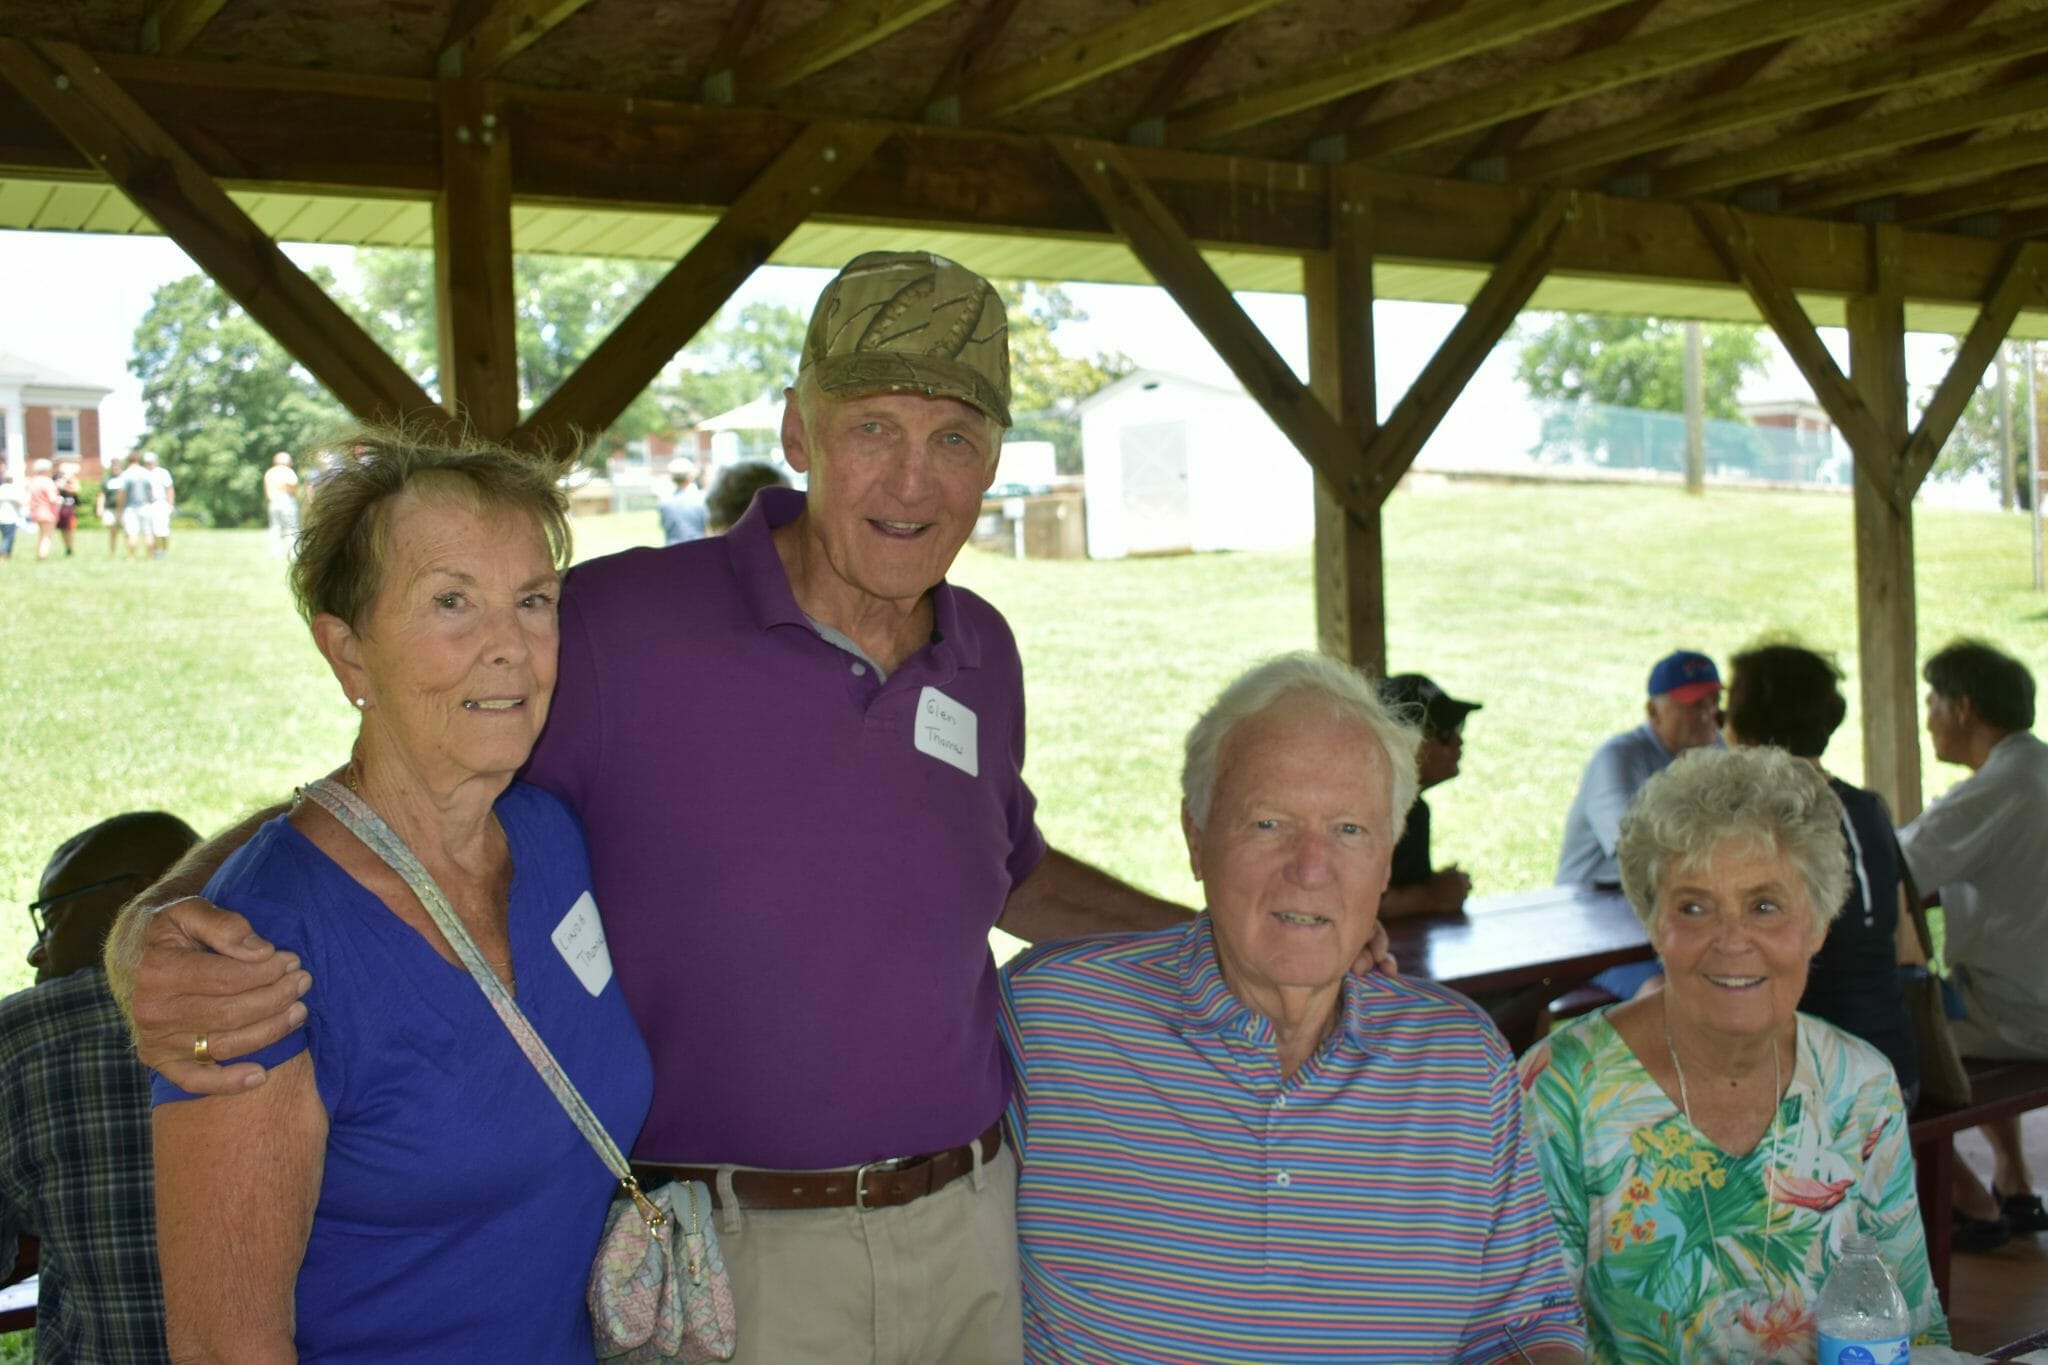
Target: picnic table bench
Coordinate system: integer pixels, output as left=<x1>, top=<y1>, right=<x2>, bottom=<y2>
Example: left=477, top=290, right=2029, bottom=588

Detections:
left=1910, top=1056, right=2048, bottom=1311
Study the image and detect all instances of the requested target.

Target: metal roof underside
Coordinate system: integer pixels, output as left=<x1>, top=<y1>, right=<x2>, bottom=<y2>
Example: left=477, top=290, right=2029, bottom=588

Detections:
left=6, top=177, right=2043, bottom=341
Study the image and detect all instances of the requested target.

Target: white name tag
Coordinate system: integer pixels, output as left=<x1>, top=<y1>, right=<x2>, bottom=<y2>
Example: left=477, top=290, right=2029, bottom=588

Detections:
left=914, top=686, right=979, bottom=777
left=551, top=890, right=614, bottom=997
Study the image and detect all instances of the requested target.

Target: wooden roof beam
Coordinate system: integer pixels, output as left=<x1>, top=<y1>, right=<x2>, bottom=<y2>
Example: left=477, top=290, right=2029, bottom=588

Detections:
left=1896, top=163, right=2048, bottom=229
left=1047, top=134, right=1375, bottom=521
left=1447, top=0, right=1665, bottom=172
left=139, top=0, right=227, bottom=57
left=514, top=120, right=886, bottom=452
left=1307, top=0, right=1476, bottom=151
left=710, top=0, right=958, bottom=101
left=1656, top=70, right=2048, bottom=200
left=438, top=0, right=595, bottom=79
left=949, top=0, right=1288, bottom=126
left=1901, top=242, right=2045, bottom=492
left=2, top=55, right=2040, bottom=311
left=1694, top=203, right=1896, bottom=510
left=1127, top=28, right=1233, bottom=140
left=1166, top=0, right=1640, bottom=146
left=1508, top=4, right=2045, bottom=185
left=1346, top=0, right=1898, bottom=163
left=0, top=39, right=442, bottom=429
left=1787, top=131, right=2048, bottom=215
left=920, top=0, right=1023, bottom=121
left=1360, top=191, right=1577, bottom=486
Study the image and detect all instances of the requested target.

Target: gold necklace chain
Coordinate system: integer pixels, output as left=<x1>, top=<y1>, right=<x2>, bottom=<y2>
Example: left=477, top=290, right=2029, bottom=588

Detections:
left=1663, top=1004, right=1781, bottom=1283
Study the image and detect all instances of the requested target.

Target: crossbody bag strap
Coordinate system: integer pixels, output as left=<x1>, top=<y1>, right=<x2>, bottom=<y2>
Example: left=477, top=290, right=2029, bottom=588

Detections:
left=299, top=780, right=647, bottom=1209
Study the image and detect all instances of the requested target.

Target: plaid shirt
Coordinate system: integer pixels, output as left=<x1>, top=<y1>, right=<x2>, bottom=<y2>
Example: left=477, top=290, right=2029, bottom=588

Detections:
left=0, top=968, right=169, bottom=1363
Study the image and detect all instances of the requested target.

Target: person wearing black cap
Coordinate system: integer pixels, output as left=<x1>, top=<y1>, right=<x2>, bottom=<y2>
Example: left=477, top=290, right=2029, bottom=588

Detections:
left=1378, top=673, right=1482, bottom=921
left=2, top=810, right=199, bottom=1364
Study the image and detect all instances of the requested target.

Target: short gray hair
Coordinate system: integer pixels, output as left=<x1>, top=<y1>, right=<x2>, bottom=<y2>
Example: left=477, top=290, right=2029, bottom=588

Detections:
left=1617, top=746, right=1849, bottom=939
left=1182, top=651, right=1421, bottom=831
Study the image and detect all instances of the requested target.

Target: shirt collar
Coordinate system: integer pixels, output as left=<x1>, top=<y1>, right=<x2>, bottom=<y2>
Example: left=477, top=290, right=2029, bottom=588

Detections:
left=1174, top=915, right=1375, bottom=1054
left=724, top=486, right=981, bottom=670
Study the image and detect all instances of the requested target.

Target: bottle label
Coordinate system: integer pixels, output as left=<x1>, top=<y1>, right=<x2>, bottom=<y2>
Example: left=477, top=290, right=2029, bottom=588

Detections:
left=1818, top=1335, right=1908, bottom=1365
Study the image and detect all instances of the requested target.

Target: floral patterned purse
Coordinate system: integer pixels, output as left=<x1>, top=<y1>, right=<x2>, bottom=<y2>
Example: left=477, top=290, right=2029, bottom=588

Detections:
left=299, top=780, right=737, bottom=1362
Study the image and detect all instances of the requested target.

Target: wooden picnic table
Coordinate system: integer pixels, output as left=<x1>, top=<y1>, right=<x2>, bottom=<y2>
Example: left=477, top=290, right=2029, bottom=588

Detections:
left=1385, top=883, right=1654, bottom=1050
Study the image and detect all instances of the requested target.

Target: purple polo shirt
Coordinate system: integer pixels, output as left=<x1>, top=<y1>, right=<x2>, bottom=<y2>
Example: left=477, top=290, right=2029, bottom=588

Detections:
left=523, top=487, right=1046, bottom=1168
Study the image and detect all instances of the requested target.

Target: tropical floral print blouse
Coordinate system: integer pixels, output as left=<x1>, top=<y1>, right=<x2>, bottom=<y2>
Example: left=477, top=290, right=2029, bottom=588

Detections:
left=1518, top=1009, right=1948, bottom=1364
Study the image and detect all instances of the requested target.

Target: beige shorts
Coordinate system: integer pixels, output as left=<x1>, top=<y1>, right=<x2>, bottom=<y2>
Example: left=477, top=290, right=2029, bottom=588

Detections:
left=710, top=1142, right=1022, bottom=1365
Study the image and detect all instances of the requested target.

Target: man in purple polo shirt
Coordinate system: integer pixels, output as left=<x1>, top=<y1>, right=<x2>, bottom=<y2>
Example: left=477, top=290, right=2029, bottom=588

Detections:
left=109, top=251, right=1198, bottom=1362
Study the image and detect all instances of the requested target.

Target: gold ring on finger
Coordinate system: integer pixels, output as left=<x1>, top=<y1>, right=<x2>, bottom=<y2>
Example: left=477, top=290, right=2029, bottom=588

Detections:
left=193, top=1032, right=211, bottom=1064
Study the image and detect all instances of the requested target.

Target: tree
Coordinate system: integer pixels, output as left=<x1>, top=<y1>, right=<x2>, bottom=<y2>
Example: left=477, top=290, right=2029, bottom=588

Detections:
left=1925, top=341, right=2039, bottom=509
left=128, top=274, right=347, bottom=526
left=1000, top=281, right=1133, bottom=474
left=353, top=249, right=673, bottom=457
left=670, top=299, right=809, bottom=427
left=1513, top=313, right=1771, bottom=465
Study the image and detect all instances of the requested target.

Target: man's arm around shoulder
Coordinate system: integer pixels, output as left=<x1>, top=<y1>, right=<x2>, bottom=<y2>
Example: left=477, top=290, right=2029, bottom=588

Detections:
left=996, top=847, right=1190, bottom=946
left=105, top=802, right=311, bottom=1095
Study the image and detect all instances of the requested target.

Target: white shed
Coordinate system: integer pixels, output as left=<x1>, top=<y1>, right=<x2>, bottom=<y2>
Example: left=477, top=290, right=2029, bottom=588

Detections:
left=1077, top=368, right=1314, bottom=559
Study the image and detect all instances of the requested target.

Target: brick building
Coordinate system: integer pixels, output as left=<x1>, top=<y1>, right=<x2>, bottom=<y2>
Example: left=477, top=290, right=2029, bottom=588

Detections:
left=0, top=353, right=113, bottom=478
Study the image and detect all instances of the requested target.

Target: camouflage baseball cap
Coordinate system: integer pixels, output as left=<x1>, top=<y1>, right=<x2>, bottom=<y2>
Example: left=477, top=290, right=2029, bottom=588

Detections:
left=800, top=251, right=1012, bottom=427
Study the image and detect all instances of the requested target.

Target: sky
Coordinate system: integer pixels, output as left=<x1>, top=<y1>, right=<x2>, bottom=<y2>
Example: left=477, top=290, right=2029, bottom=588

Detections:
left=0, top=227, right=1985, bottom=489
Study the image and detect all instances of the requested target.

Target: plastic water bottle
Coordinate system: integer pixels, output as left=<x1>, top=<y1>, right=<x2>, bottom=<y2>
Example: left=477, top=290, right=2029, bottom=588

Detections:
left=1816, top=1232, right=1910, bottom=1365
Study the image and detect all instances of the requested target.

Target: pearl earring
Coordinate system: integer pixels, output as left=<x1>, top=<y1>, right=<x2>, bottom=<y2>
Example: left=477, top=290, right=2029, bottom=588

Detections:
left=353, top=697, right=367, bottom=709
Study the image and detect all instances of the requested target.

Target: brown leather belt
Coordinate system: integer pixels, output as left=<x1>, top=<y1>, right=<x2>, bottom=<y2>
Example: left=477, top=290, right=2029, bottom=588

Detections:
left=632, top=1123, right=1001, bottom=1213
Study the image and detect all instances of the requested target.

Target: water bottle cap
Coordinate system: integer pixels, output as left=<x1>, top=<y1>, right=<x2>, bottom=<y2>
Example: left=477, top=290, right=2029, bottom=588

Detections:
left=1842, top=1232, right=1878, bottom=1256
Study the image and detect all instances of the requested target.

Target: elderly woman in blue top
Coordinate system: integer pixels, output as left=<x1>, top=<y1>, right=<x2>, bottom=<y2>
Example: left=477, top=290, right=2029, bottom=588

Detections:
left=150, top=431, right=653, bottom=1363
left=998, top=651, right=1586, bottom=1363
left=1519, top=747, right=1945, bottom=1364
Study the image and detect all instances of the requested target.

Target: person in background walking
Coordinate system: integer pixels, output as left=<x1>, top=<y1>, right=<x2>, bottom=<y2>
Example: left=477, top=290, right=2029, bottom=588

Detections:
left=26, top=457, right=59, bottom=561
left=264, top=451, right=301, bottom=560
left=116, top=452, right=156, bottom=561
left=143, top=452, right=175, bottom=558
left=54, top=460, right=80, bottom=556
left=96, top=466, right=124, bottom=556
left=0, top=462, right=23, bottom=561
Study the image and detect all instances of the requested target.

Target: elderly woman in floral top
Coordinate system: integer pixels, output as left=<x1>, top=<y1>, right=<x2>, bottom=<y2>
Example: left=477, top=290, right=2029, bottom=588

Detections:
left=1519, top=746, right=1946, bottom=1364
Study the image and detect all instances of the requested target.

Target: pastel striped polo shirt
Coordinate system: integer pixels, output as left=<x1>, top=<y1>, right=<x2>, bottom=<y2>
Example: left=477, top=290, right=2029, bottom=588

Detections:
left=998, top=917, right=1586, bottom=1363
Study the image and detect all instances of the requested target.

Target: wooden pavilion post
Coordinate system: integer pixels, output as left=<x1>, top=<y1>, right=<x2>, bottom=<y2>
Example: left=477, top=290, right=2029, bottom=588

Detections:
left=1306, top=167, right=1384, bottom=672
left=1847, top=226, right=1922, bottom=819
left=435, top=75, right=520, bottom=438
left=1699, top=207, right=2042, bottom=819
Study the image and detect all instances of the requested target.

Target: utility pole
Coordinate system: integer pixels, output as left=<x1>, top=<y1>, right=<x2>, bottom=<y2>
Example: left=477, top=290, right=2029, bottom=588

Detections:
left=1998, top=342, right=2016, bottom=511
left=2029, top=341, right=2042, bottom=591
left=1683, top=320, right=1704, bottom=495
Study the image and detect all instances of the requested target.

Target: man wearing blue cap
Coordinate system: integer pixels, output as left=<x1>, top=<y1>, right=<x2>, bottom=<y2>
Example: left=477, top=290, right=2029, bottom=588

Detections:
left=1555, top=650, right=1724, bottom=888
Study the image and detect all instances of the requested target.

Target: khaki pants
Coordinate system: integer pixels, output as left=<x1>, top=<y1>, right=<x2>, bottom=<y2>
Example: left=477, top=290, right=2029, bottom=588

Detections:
left=713, top=1143, right=1021, bottom=1365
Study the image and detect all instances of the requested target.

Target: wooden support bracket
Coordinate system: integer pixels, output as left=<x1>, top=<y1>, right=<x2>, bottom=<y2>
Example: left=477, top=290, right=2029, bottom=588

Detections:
left=514, top=120, right=888, bottom=453
left=1047, top=134, right=1375, bottom=523
left=1900, top=242, right=2045, bottom=494
left=1694, top=203, right=1902, bottom=516
left=0, top=39, right=443, bottom=429
left=1360, top=190, right=1576, bottom=487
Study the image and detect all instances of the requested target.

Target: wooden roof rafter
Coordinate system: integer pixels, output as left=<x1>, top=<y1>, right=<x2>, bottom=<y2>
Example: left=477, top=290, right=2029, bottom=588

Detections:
left=1343, top=0, right=1904, bottom=166
left=1503, top=3, right=2048, bottom=187
left=706, top=0, right=960, bottom=103
left=1164, top=0, right=1643, bottom=146
left=1655, top=69, right=2048, bottom=201
left=139, top=0, right=226, bottom=57
left=919, top=0, right=1024, bottom=119
left=940, top=0, right=1289, bottom=127
left=1897, top=163, right=2048, bottom=230
left=438, top=0, right=596, bottom=79
left=1787, top=131, right=2048, bottom=216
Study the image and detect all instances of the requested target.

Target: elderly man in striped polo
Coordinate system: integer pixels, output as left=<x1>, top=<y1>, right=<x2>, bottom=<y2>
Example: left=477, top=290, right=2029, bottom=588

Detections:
left=998, top=652, right=1587, bottom=1363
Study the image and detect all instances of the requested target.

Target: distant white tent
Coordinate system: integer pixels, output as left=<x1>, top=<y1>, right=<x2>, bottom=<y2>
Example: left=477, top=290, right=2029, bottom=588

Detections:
left=696, top=395, right=784, bottom=432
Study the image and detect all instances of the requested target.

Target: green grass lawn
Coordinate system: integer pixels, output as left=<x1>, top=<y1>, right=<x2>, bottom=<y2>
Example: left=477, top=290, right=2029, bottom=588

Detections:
left=3, top=478, right=2043, bottom=997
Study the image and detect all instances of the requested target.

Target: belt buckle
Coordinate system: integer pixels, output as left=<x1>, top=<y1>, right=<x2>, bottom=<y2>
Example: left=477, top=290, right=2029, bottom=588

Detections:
left=853, top=1155, right=908, bottom=1211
